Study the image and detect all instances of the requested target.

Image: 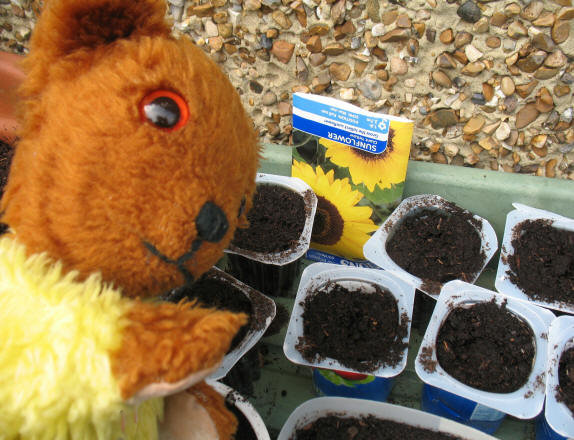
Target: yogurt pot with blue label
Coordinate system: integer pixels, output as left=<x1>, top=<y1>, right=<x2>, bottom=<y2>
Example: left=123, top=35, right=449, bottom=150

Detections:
left=415, top=281, right=554, bottom=434
left=283, top=263, right=415, bottom=400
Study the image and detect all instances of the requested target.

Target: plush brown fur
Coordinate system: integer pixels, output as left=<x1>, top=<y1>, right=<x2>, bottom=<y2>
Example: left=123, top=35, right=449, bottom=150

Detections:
left=1, top=0, right=260, bottom=438
left=113, top=300, right=247, bottom=399
left=2, top=0, right=260, bottom=298
left=187, top=382, right=239, bottom=440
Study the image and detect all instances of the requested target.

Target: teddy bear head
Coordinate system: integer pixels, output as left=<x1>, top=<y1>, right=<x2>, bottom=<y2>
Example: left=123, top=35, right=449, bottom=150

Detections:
left=1, top=0, right=259, bottom=298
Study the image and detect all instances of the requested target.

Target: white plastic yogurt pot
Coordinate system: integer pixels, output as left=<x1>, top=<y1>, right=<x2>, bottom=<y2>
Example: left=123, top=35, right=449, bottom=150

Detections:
left=544, top=315, right=574, bottom=439
left=283, top=262, right=415, bottom=378
left=207, top=380, right=271, bottom=440
left=364, top=194, right=498, bottom=299
left=226, top=173, right=318, bottom=266
left=207, top=267, right=276, bottom=381
left=277, top=397, right=498, bottom=440
left=495, top=203, right=574, bottom=315
left=415, top=280, right=554, bottom=419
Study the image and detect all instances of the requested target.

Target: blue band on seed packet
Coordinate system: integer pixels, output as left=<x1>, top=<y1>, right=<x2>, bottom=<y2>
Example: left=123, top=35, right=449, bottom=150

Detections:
left=293, top=94, right=390, bottom=154
left=305, top=249, right=380, bottom=269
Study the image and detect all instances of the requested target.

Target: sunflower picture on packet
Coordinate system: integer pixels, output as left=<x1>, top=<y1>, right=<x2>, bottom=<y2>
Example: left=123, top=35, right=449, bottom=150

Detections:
left=291, top=93, right=414, bottom=264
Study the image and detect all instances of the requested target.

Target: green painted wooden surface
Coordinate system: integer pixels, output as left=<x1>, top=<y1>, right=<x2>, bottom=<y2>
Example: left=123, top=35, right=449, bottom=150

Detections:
left=240, top=143, right=574, bottom=439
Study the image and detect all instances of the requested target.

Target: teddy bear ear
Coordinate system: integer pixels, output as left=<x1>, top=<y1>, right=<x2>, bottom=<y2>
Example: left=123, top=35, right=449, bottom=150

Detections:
left=30, top=0, right=171, bottom=60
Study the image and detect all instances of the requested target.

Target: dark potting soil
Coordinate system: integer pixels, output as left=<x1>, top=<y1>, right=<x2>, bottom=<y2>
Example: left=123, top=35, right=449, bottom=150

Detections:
left=177, top=274, right=252, bottom=351
left=385, top=205, right=485, bottom=293
left=296, top=282, right=409, bottom=372
left=557, top=345, right=574, bottom=416
left=436, top=299, right=535, bottom=393
left=224, top=392, right=258, bottom=440
left=222, top=342, right=265, bottom=397
left=506, top=219, right=574, bottom=304
left=0, top=139, right=14, bottom=235
left=232, top=183, right=306, bottom=254
left=263, top=302, right=289, bottom=337
left=293, top=415, right=464, bottom=440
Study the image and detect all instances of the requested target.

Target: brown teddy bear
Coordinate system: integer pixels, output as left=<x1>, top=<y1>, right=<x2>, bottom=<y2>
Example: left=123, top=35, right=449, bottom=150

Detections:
left=0, top=0, right=260, bottom=438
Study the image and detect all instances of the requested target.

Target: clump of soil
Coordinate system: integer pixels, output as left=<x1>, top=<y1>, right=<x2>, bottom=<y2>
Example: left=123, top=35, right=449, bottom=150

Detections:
left=385, top=204, right=485, bottom=292
left=506, top=219, right=574, bottom=304
left=296, top=281, right=409, bottom=372
left=436, top=299, right=535, bottom=393
left=176, top=273, right=252, bottom=351
left=293, top=415, right=464, bottom=440
left=557, top=345, right=574, bottom=416
left=224, top=392, right=258, bottom=440
left=232, top=183, right=306, bottom=253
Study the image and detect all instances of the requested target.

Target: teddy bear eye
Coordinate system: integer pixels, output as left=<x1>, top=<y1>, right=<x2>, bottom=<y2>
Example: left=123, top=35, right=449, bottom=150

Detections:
left=139, top=90, right=189, bottom=131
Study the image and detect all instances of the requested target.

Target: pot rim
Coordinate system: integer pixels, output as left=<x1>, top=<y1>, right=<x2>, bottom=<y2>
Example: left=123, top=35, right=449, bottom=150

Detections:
left=363, top=194, right=498, bottom=300
left=207, top=380, right=271, bottom=440
left=277, top=396, right=498, bottom=440
left=495, top=202, right=574, bottom=315
left=544, top=315, right=574, bottom=438
left=415, top=280, right=555, bottom=419
left=206, top=267, right=276, bottom=381
left=225, top=173, right=318, bottom=266
left=283, top=262, right=415, bottom=378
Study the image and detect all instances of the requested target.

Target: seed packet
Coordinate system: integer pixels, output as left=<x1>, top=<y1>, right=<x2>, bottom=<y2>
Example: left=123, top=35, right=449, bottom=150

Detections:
left=291, top=92, right=413, bottom=264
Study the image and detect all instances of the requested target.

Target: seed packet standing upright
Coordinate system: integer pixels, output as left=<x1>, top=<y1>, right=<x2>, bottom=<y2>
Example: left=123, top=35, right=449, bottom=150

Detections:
left=291, top=92, right=414, bottom=265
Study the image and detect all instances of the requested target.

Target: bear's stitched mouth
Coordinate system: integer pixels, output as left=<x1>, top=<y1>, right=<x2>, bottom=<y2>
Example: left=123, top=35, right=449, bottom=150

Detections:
left=142, top=239, right=202, bottom=285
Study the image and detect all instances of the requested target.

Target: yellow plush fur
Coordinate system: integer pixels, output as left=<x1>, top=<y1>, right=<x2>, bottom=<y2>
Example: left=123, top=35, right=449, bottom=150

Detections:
left=0, top=236, right=161, bottom=439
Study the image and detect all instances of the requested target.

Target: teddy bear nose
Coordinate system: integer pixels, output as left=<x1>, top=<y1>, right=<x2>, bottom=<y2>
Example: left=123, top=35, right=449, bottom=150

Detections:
left=195, top=201, right=229, bottom=242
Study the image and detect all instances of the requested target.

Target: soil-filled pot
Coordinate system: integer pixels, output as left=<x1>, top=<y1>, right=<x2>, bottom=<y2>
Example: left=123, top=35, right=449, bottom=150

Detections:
left=495, top=203, right=574, bottom=315
left=165, top=267, right=276, bottom=381
left=364, top=194, right=498, bottom=298
left=208, top=380, right=271, bottom=440
left=415, top=281, right=554, bottom=425
left=536, top=412, right=569, bottom=440
left=277, top=397, right=498, bottom=440
left=283, top=263, right=414, bottom=400
left=226, top=173, right=317, bottom=297
left=542, top=315, right=574, bottom=439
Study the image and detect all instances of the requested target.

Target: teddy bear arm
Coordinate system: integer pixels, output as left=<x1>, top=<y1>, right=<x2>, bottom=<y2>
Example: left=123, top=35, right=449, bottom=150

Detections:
left=111, top=299, right=247, bottom=400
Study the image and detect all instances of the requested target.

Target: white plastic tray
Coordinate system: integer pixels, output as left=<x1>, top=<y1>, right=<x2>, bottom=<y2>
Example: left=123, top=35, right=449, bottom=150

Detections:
left=226, top=173, right=318, bottom=266
left=277, top=397, right=498, bottom=440
left=208, top=267, right=276, bottom=380
left=415, top=280, right=555, bottom=419
left=283, top=262, right=415, bottom=378
left=364, top=194, right=498, bottom=299
left=208, top=380, right=271, bottom=440
left=544, top=315, right=574, bottom=439
left=495, top=203, right=574, bottom=315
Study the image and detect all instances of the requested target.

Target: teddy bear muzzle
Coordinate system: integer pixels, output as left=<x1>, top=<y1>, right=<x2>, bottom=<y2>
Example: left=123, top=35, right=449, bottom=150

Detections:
left=143, top=201, right=230, bottom=286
